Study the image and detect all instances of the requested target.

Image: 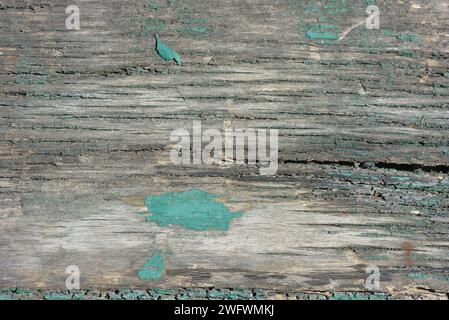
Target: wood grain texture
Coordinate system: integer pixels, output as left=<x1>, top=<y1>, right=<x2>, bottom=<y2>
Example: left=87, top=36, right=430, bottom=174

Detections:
left=1, top=0, right=449, bottom=295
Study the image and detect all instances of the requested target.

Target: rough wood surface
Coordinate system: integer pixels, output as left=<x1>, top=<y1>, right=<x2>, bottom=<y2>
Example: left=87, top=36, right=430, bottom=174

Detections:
left=1, top=0, right=449, bottom=295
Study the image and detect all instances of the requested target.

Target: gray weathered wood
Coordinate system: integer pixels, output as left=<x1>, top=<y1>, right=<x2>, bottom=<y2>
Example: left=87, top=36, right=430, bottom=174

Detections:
left=0, top=0, right=448, bottom=296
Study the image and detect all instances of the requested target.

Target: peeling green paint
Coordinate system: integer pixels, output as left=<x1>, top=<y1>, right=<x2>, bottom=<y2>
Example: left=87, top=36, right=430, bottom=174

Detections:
left=306, top=30, right=339, bottom=40
left=138, top=251, right=165, bottom=280
left=143, top=189, right=242, bottom=231
left=44, top=294, right=74, bottom=300
left=408, top=272, right=449, bottom=282
left=304, top=22, right=339, bottom=42
left=330, top=292, right=386, bottom=300
left=145, top=0, right=161, bottom=10
left=225, top=289, right=254, bottom=299
left=0, top=288, right=430, bottom=300
left=396, top=34, right=419, bottom=42
left=120, top=290, right=151, bottom=300
left=154, top=34, right=181, bottom=65
left=190, top=25, right=208, bottom=33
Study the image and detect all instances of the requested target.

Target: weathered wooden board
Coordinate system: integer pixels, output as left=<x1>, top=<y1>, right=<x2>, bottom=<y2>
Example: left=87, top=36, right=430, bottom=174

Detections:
left=1, top=0, right=449, bottom=298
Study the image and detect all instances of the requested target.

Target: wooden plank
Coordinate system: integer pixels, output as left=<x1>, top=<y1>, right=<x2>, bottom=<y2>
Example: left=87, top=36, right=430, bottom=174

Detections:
left=0, top=0, right=448, bottom=297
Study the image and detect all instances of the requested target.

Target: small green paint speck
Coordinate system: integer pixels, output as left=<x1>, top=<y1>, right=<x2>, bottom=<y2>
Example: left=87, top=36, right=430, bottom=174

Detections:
left=190, top=25, right=208, bottom=33
left=306, top=31, right=338, bottom=40
left=396, top=34, right=419, bottom=42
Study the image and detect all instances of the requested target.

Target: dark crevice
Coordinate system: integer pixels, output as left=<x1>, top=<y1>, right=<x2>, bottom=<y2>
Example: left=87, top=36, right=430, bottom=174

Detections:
left=281, top=159, right=449, bottom=173
left=375, top=162, right=449, bottom=174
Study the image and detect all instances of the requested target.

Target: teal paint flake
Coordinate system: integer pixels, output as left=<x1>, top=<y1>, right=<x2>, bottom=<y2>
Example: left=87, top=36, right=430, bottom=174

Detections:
left=399, top=49, right=419, bottom=58
left=317, top=16, right=333, bottom=23
left=300, top=1, right=349, bottom=45
left=303, top=60, right=316, bottom=65
left=207, top=288, right=226, bottom=299
left=381, top=29, right=393, bottom=36
left=306, top=23, right=339, bottom=37
left=306, top=30, right=339, bottom=40
left=408, top=272, right=449, bottom=282
left=138, top=251, right=165, bottom=280
left=145, top=0, right=160, bottom=10
left=144, top=189, right=242, bottom=231
left=190, top=25, right=208, bottom=33
left=150, top=288, right=177, bottom=299
left=407, top=272, right=429, bottom=280
left=330, top=292, right=384, bottom=300
left=187, top=288, right=208, bottom=298
left=304, top=3, right=320, bottom=15
left=417, top=197, right=441, bottom=208
left=44, top=294, right=73, bottom=300
left=330, top=292, right=365, bottom=300
left=225, top=289, right=254, bottom=299
left=120, top=290, right=150, bottom=300
left=369, top=293, right=387, bottom=300
left=154, top=34, right=181, bottom=65
left=152, top=288, right=175, bottom=295
left=396, top=34, right=419, bottom=42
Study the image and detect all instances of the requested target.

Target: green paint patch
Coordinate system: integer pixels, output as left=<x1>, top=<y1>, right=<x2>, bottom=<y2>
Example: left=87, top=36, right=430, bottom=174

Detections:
left=304, top=60, right=316, bottom=65
left=399, top=49, right=420, bottom=58
left=330, top=292, right=387, bottom=300
left=306, top=30, right=338, bottom=40
left=44, top=292, right=81, bottom=300
left=154, top=34, right=181, bottom=65
left=44, top=295, right=72, bottom=300
left=120, top=290, right=151, bottom=300
left=143, top=189, right=242, bottom=231
left=145, top=0, right=160, bottom=10
left=190, top=25, right=208, bottom=33
left=14, top=76, right=48, bottom=85
left=225, top=289, right=254, bottom=299
left=381, top=29, right=393, bottom=36
left=408, top=272, right=449, bottom=282
left=299, top=2, right=344, bottom=45
left=138, top=251, right=165, bottom=280
left=305, top=23, right=339, bottom=40
left=396, top=34, right=419, bottom=42
left=322, top=1, right=352, bottom=15
left=417, top=197, right=441, bottom=208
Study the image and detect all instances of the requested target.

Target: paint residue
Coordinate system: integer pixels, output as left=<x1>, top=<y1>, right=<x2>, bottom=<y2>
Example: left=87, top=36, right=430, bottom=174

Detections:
left=306, top=30, right=339, bottom=40
left=154, top=34, right=181, bottom=65
left=408, top=272, right=449, bottom=282
left=143, top=189, right=242, bottom=231
left=138, top=251, right=165, bottom=280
